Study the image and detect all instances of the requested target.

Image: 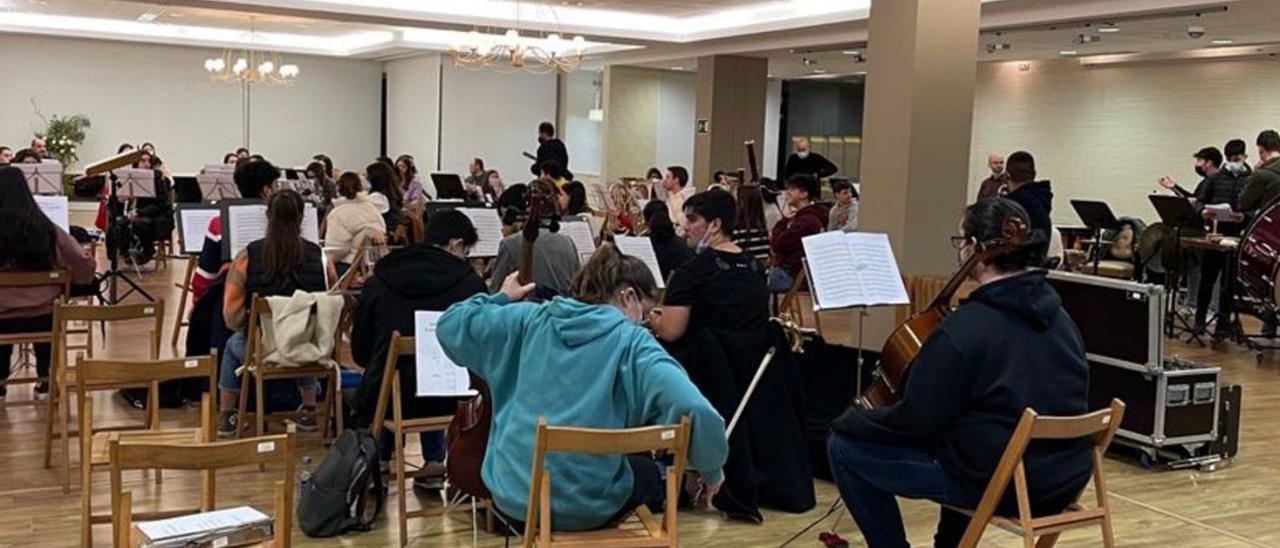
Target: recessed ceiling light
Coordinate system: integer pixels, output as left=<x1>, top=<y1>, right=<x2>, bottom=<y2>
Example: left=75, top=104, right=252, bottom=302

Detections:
left=669, top=66, right=684, bottom=71
left=168, top=12, right=185, bottom=18
left=813, top=69, right=827, bottom=74
left=1059, top=50, right=1078, bottom=56
left=1097, top=24, right=1120, bottom=33
left=1212, top=38, right=1234, bottom=45
left=841, top=50, right=860, bottom=55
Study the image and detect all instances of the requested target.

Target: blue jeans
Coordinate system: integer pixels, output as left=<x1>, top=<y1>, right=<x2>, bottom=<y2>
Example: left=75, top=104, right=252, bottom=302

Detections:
left=218, top=331, right=320, bottom=392
left=767, top=266, right=794, bottom=292
left=827, top=433, right=975, bottom=548
left=379, top=430, right=447, bottom=463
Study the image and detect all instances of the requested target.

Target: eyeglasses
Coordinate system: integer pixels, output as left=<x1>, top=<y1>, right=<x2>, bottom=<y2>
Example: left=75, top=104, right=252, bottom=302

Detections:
left=949, top=236, right=973, bottom=250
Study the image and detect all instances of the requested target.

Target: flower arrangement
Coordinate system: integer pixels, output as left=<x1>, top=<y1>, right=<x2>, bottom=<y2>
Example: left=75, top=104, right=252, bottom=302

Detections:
left=38, top=114, right=91, bottom=167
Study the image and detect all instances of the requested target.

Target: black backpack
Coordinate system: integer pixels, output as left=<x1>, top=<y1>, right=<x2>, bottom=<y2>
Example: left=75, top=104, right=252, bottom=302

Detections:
left=298, top=429, right=385, bottom=537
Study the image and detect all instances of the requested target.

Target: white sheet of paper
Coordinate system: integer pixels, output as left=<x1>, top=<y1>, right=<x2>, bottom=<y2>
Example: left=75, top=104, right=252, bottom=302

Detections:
left=560, top=220, right=597, bottom=264
left=35, top=195, right=69, bottom=233
left=112, top=168, right=156, bottom=199
left=802, top=231, right=909, bottom=310
left=16, top=161, right=64, bottom=195
left=135, top=506, right=270, bottom=542
left=613, top=235, right=666, bottom=289
left=415, top=310, right=477, bottom=397
left=458, top=208, right=503, bottom=257
left=226, top=203, right=321, bottom=258
left=1203, top=203, right=1235, bottom=222
left=178, top=208, right=221, bottom=254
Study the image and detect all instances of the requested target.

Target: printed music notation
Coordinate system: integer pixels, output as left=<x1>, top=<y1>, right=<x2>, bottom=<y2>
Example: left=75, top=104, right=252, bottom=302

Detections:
left=802, top=231, right=909, bottom=310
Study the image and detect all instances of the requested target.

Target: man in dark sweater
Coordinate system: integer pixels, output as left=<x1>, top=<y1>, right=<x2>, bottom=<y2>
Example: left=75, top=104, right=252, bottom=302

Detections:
left=828, top=198, right=1090, bottom=548
left=1003, top=151, right=1053, bottom=265
left=530, top=121, right=572, bottom=181
left=782, top=137, right=838, bottom=181
left=351, top=209, right=488, bottom=475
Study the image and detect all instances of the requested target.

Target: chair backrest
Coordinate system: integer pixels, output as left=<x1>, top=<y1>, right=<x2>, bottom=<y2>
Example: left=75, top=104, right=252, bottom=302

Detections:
left=109, top=430, right=297, bottom=548
left=54, top=300, right=165, bottom=363
left=0, top=269, right=71, bottom=295
left=329, top=244, right=367, bottom=294
left=371, top=331, right=416, bottom=437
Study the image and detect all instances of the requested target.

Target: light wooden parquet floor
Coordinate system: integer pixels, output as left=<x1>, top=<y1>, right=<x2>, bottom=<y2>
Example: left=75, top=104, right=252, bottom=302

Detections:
left=1, top=256, right=1275, bottom=547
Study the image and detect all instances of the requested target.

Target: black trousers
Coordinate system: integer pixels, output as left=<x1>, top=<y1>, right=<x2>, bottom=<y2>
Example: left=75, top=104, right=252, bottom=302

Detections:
left=1195, top=250, right=1230, bottom=330
left=0, top=314, right=55, bottom=382
left=497, top=454, right=665, bottom=532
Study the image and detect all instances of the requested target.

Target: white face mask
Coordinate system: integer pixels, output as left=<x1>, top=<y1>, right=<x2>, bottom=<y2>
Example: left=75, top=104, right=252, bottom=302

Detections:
left=797, top=151, right=809, bottom=159
left=991, top=165, right=1005, bottom=176
left=619, top=289, right=647, bottom=325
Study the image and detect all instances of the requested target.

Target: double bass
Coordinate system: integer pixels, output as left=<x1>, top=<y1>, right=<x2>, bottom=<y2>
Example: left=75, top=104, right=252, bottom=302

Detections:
left=858, top=215, right=1030, bottom=408
left=446, top=180, right=548, bottom=500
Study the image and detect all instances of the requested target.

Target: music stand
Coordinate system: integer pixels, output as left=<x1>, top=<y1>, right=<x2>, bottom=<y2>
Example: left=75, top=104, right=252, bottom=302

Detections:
left=113, top=169, right=157, bottom=199
left=1070, top=199, right=1122, bottom=276
left=1149, top=194, right=1205, bottom=341
left=430, top=173, right=467, bottom=200
left=197, top=172, right=240, bottom=201
left=15, top=161, right=65, bottom=195
left=84, top=150, right=152, bottom=304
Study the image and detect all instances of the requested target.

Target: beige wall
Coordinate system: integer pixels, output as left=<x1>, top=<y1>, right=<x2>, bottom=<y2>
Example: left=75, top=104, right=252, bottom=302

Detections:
left=969, top=57, right=1280, bottom=226
left=601, top=66, right=696, bottom=183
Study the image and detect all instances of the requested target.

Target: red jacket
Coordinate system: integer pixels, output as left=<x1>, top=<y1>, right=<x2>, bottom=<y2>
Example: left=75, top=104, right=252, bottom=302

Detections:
left=770, top=203, right=829, bottom=275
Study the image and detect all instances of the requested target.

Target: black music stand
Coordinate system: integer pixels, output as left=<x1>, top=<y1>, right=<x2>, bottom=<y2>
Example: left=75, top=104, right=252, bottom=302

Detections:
left=429, top=173, right=467, bottom=200
left=1070, top=199, right=1121, bottom=275
left=1150, top=194, right=1205, bottom=341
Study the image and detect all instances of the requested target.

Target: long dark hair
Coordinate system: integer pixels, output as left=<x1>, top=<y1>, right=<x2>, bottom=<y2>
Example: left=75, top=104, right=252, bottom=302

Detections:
left=643, top=200, right=676, bottom=243
left=261, top=190, right=308, bottom=285
left=395, top=155, right=417, bottom=192
left=367, top=161, right=403, bottom=211
left=0, top=167, right=57, bottom=271
left=735, top=184, right=767, bottom=232
left=564, top=181, right=590, bottom=215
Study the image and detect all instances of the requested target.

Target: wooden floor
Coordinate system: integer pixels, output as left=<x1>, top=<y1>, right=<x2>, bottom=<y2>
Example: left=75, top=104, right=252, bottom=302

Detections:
left=2, top=258, right=1277, bottom=547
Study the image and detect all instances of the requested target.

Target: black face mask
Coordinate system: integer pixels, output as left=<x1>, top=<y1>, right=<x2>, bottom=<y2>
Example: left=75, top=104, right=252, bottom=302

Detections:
left=538, top=136, right=547, bottom=144
left=1195, top=166, right=1207, bottom=177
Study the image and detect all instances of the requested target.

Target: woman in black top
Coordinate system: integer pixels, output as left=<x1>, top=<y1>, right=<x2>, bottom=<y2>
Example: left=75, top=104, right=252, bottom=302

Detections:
left=367, top=161, right=409, bottom=245
left=650, top=188, right=814, bottom=522
left=642, top=200, right=692, bottom=280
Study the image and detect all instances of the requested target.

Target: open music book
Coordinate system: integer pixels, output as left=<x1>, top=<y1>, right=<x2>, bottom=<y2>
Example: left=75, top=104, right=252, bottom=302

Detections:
left=415, top=311, right=477, bottom=397
left=175, top=205, right=221, bottom=255
left=612, top=235, right=666, bottom=289
left=35, top=195, right=70, bottom=233
left=221, top=201, right=320, bottom=260
left=802, top=231, right=909, bottom=310
left=559, top=219, right=597, bottom=264
left=458, top=208, right=503, bottom=258
left=133, top=506, right=272, bottom=548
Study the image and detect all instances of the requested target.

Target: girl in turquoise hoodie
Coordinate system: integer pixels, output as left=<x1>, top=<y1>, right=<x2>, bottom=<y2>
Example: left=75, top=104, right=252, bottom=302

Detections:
left=437, top=244, right=729, bottom=532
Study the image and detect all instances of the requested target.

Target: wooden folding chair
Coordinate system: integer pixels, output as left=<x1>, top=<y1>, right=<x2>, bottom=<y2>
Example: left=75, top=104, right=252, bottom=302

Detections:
left=235, top=296, right=343, bottom=441
left=78, top=354, right=218, bottom=547
left=948, top=399, right=1126, bottom=548
left=522, top=416, right=690, bottom=548
left=169, top=255, right=197, bottom=352
left=775, top=262, right=824, bottom=333
left=110, top=427, right=297, bottom=548
left=371, top=331, right=491, bottom=546
left=45, top=300, right=165, bottom=494
left=0, top=270, right=69, bottom=406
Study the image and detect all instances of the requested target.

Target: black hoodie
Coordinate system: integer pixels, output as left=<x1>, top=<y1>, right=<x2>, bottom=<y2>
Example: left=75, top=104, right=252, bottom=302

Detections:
left=1006, top=180, right=1054, bottom=262
left=832, top=270, right=1090, bottom=514
left=350, top=244, right=488, bottom=426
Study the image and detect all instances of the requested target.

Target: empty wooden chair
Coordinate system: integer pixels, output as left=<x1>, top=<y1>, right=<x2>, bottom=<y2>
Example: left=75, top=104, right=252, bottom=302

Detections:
left=0, top=270, right=68, bottom=406
left=109, top=427, right=297, bottom=548
left=949, top=399, right=1126, bottom=548
left=45, top=300, right=165, bottom=493
left=235, top=296, right=343, bottom=440
left=522, top=416, right=690, bottom=548
left=77, top=354, right=218, bottom=547
left=371, top=331, right=489, bottom=546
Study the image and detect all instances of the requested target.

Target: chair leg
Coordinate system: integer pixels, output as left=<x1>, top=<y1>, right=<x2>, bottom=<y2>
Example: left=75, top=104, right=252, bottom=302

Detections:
left=1036, top=532, right=1061, bottom=548
left=236, top=372, right=250, bottom=440
left=80, top=400, right=93, bottom=548
left=332, top=372, right=344, bottom=439
left=396, top=428, right=408, bottom=547
left=61, top=388, right=72, bottom=494
left=254, top=373, right=265, bottom=438
left=43, top=382, right=56, bottom=468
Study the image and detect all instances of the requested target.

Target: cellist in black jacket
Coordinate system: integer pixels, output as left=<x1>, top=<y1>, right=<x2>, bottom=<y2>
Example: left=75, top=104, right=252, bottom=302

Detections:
left=827, top=198, right=1091, bottom=548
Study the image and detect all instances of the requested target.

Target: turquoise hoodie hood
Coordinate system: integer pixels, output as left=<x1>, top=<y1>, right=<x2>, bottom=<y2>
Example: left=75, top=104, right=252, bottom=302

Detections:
left=437, top=292, right=727, bottom=531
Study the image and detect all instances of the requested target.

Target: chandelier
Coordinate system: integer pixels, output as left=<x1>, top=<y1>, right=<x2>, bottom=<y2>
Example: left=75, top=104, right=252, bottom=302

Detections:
left=204, top=49, right=299, bottom=85
left=202, top=18, right=299, bottom=85
left=449, top=1, right=587, bottom=73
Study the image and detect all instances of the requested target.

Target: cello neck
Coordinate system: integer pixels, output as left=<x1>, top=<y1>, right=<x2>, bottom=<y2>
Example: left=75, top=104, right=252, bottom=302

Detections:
left=926, top=251, right=985, bottom=311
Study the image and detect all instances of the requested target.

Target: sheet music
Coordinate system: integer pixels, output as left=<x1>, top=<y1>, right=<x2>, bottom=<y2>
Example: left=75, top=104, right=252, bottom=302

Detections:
left=458, top=208, right=503, bottom=257
left=1203, top=203, right=1235, bottom=222
left=35, top=195, right=69, bottom=232
left=112, top=168, right=157, bottom=199
left=135, top=506, right=270, bottom=541
left=613, top=235, right=666, bottom=289
left=177, top=207, right=220, bottom=254
left=802, top=231, right=909, bottom=310
left=225, top=203, right=320, bottom=259
left=415, top=311, right=477, bottom=397
left=560, top=220, right=597, bottom=264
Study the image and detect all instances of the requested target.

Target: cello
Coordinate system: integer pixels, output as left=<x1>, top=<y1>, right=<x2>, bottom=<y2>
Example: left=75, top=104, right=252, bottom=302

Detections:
left=446, top=180, right=548, bottom=500
left=858, top=215, right=1030, bottom=408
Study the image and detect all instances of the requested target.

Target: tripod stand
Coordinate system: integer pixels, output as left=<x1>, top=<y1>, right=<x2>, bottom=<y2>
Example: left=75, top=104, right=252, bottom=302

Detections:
left=96, top=171, right=154, bottom=305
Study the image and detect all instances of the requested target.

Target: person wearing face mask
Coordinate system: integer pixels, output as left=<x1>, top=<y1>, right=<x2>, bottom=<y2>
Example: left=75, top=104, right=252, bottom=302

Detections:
left=1223, top=138, right=1252, bottom=179
left=350, top=209, right=488, bottom=488
left=976, top=153, right=1008, bottom=200
left=828, top=198, right=1089, bottom=548
left=651, top=188, right=816, bottom=522
left=783, top=136, right=838, bottom=181
left=437, top=245, right=728, bottom=532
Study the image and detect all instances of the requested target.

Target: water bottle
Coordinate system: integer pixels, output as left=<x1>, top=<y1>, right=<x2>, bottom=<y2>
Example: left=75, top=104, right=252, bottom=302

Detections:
left=299, top=456, right=313, bottom=498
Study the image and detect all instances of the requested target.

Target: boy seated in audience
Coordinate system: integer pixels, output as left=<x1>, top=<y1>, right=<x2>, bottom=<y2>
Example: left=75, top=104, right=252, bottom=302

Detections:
left=350, top=209, right=488, bottom=483
left=828, top=179, right=859, bottom=233
left=768, top=174, right=829, bottom=292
